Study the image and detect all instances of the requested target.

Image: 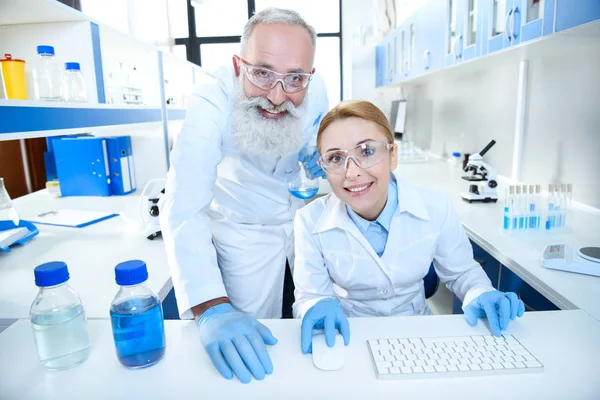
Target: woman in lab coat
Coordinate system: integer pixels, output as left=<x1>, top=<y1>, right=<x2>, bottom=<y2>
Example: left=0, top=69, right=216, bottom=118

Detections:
left=293, top=100, right=524, bottom=353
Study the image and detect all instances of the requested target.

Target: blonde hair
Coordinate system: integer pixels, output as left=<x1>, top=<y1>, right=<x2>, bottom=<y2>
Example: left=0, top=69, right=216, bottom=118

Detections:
left=316, top=100, right=394, bottom=152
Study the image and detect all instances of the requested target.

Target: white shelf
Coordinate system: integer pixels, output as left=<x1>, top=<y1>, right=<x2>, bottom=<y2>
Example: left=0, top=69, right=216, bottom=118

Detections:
left=0, top=100, right=187, bottom=140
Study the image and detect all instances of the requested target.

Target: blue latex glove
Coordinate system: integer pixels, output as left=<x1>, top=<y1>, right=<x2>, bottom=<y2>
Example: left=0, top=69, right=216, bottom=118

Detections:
left=298, top=146, right=326, bottom=179
left=197, top=303, right=278, bottom=384
left=301, top=298, right=350, bottom=354
left=464, top=290, right=525, bottom=337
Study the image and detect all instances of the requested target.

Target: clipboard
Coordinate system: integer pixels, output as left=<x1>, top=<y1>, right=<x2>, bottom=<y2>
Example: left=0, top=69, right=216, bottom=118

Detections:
left=26, top=209, right=119, bottom=228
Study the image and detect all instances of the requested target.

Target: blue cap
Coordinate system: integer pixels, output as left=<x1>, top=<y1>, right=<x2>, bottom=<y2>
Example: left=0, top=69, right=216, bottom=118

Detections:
left=115, top=260, right=148, bottom=286
left=34, top=261, right=69, bottom=287
left=37, top=45, right=55, bottom=55
left=65, top=62, right=80, bottom=71
left=452, top=152, right=461, bottom=157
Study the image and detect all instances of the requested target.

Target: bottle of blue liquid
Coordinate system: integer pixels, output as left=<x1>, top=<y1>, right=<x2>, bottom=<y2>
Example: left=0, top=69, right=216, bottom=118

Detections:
left=30, top=261, right=91, bottom=370
left=110, top=260, right=165, bottom=368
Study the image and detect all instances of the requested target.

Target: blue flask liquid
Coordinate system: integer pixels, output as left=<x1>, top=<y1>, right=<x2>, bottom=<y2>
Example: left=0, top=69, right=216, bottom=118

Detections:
left=110, top=260, right=166, bottom=369
left=110, top=297, right=165, bottom=368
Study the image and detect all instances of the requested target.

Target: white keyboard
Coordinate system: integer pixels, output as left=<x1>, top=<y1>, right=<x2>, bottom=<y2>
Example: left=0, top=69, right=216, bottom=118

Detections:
left=367, top=334, right=543, bottom=380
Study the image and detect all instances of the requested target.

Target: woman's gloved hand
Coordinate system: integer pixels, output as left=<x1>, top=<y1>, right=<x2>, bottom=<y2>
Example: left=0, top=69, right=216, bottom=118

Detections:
left=299, top=146, right=326, bottom=179
left=301, top=298, right=350, bottom=354
left=197, top=303, right=278, bottom=384
left=464, top=290, right=525, bottom=336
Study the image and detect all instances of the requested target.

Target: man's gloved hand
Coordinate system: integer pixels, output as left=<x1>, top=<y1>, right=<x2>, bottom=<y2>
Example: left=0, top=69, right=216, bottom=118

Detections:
left=464, top=290, right=525, bottom=337
left=301, top=298, right=350, bottom=354
left=197, top=303, right=278, bottom=384
left=299, top=146, right=326, bottom=179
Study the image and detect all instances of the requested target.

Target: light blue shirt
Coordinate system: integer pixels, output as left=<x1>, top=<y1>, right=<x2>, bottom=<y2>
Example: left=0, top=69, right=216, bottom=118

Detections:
left=346, top=176, right=398, bottom=257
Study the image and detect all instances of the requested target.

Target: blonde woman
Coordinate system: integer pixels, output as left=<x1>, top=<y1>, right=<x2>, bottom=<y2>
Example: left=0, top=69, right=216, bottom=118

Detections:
left=293, top=100, right=524, bottom=353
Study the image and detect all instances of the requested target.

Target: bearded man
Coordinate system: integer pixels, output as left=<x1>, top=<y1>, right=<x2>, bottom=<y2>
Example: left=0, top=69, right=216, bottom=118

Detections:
left=159, top=8, right=328, bottom=384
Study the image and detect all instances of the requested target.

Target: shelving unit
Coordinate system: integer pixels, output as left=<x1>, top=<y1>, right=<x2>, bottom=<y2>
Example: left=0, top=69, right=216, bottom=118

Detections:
left=0, top=0, right=201, bottom=188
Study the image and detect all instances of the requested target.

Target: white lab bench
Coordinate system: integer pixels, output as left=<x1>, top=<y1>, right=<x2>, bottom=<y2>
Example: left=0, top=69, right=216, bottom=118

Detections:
left=1, top=159, right=599, bottom=324
left=0, top=191, right=172, bottom=320
left=1, top=310, right=599, bottom=399
left=317, top=158, right=600, bottom=321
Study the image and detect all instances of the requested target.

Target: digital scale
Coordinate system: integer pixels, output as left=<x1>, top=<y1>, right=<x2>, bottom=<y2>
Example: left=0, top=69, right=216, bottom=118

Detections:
left=541, top=245, right=600, bottom=277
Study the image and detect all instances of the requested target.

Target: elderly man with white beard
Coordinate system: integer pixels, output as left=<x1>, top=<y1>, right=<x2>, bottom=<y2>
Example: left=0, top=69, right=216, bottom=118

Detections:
left=159, top=8, right=329, bottom=384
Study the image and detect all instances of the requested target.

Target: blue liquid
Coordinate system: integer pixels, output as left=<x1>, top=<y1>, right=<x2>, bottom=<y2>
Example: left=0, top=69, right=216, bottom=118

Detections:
left=110, top=297, right=166, bottom=369
left=289, top=187, right=319, bottom=199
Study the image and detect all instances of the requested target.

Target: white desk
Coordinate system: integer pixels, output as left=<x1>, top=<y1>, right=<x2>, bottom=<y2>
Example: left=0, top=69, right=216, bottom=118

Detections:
left=1, top=311, right=599, bottom=399
left=0, top=191, right=172, bottom=320
left=318, top=158, right=600, bottom=321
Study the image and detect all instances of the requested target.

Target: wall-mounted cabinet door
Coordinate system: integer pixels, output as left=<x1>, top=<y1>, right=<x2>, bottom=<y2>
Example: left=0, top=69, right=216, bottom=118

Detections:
left=375, top=44, right=386, bottom=88
left=394, top=27, right=405, bottom=82
left=416, top=0, right=447, bottom=74
left=445, top=0, right=466, bottom=66
left=519, top=0, right=555, bottom=43
left=486, top=0, right=515, bottom=53
left=463, top=0, right=483, bottom=60
left=554, top=0, right=600, bottom=33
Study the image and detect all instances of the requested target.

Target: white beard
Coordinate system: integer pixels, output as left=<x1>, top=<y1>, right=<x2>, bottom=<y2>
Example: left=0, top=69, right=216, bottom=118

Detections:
left=231, top=80, right=306, bottom=159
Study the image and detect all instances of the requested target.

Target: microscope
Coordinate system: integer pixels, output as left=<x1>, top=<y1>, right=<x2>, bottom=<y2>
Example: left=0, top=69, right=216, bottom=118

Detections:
left=460, top=140, right=498, bottom=203
left=140, top=179, right=165, bottom=240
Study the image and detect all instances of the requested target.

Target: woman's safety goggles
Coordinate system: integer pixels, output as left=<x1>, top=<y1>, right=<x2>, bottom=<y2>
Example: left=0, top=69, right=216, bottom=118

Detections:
left=239, top=58, right=313, bottom=94
left=318, top=141, right=394, bottom=174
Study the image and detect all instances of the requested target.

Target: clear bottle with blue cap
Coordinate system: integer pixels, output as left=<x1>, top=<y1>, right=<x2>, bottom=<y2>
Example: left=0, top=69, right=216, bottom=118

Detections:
left=110, top=260, right=166, bottom=368
left=64, top=62, right=87, bottom=102
left=32, top=45, right=64, bottom=101
left=30, top=261, right=91, bottom=370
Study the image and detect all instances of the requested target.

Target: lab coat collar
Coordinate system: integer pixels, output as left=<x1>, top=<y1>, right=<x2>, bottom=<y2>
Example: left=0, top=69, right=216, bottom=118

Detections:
left=313, top=176, right=430, bottom=235
left=395, top=177, right=430, bottom=221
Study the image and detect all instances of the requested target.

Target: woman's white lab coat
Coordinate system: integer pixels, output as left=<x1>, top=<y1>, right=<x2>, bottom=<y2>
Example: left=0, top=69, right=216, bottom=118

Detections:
left=159, top=65, right=329, bottom=319
left=292, top=178, right=494, bottom=319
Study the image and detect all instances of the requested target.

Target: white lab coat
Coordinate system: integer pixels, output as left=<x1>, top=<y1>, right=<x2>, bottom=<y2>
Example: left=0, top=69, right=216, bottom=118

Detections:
left=292, top=178, right=494, bottom=319
left=160, top=65, right=329, bottom=319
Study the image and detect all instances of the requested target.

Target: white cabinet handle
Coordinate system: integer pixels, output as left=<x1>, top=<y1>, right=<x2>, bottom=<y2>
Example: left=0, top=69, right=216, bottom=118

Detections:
left=423, top=49, right=431, bottom=70
left=504, top=8, right=514, bottom=42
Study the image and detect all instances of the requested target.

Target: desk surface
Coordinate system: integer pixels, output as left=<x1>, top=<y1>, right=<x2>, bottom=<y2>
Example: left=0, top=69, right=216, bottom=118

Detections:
left=0, top=191, right=172, bottom=319
left=1, top=311, right=599, bottom=399
left=319, top=158, right=600, bottom=320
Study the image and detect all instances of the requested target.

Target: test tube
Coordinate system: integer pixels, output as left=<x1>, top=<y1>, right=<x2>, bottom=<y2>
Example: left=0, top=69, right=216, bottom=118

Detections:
left=565, top=184, right=572, bottom=227
left=522, top=185, right=529, bottom=230
left=528, top=185, right=536, bottom=229
left=535, top=184, right=541, bottom=228
left=515, top=185, right=523, bottom=230
left=504, top=186, right=514, bottom=230
left=546, top=184, right=555, bottom=230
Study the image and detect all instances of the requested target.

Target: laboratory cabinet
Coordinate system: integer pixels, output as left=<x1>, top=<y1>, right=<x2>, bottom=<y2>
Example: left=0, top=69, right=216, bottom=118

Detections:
left=375, top=0, right=600, bottom=87
left=452, top=241, right=559, bottom=314
left=445, top=0, right=486, bottom=66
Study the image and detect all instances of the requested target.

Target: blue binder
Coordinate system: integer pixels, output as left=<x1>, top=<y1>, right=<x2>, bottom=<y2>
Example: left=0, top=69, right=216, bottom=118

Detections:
left=106, top=136, right=136, bottom=195
left=54, top=137, right=111, bottom=197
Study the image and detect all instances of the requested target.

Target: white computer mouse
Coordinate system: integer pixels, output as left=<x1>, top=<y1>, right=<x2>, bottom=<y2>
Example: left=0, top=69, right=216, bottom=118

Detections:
left=311, top=332, right=346, bottom=371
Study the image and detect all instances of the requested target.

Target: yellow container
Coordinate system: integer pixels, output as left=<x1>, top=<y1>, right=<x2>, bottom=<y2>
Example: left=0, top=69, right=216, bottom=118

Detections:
left=1, top=54, right=28, bottom=100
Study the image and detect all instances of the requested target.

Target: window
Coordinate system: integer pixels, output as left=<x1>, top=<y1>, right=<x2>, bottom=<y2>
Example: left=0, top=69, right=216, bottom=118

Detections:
left=200, top=42, right=241, bottom=73
left=194, top=0, right=248, bottom=37
left=173, top=0, right=342, bottom=103
left=255, top=0, right=340, bottom=33
left=314, top=37, right=340, bottom=109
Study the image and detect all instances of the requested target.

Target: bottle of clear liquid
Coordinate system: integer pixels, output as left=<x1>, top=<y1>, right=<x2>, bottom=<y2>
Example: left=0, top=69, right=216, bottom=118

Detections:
left=33, top=45, right=64, bottom=101
left=0, top=177, right=20, bottom=226
left=63, top=62, right=87, bottom=102
left=30, top=261, right=91, bottom=370
left=288, top=161, right=319, bottom=199
left=110, top=260, right=166, bottom=368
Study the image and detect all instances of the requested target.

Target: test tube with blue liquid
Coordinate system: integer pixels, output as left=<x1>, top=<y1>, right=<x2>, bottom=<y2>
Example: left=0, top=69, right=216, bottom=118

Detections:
left=503, top=186, right=514, bottom=230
